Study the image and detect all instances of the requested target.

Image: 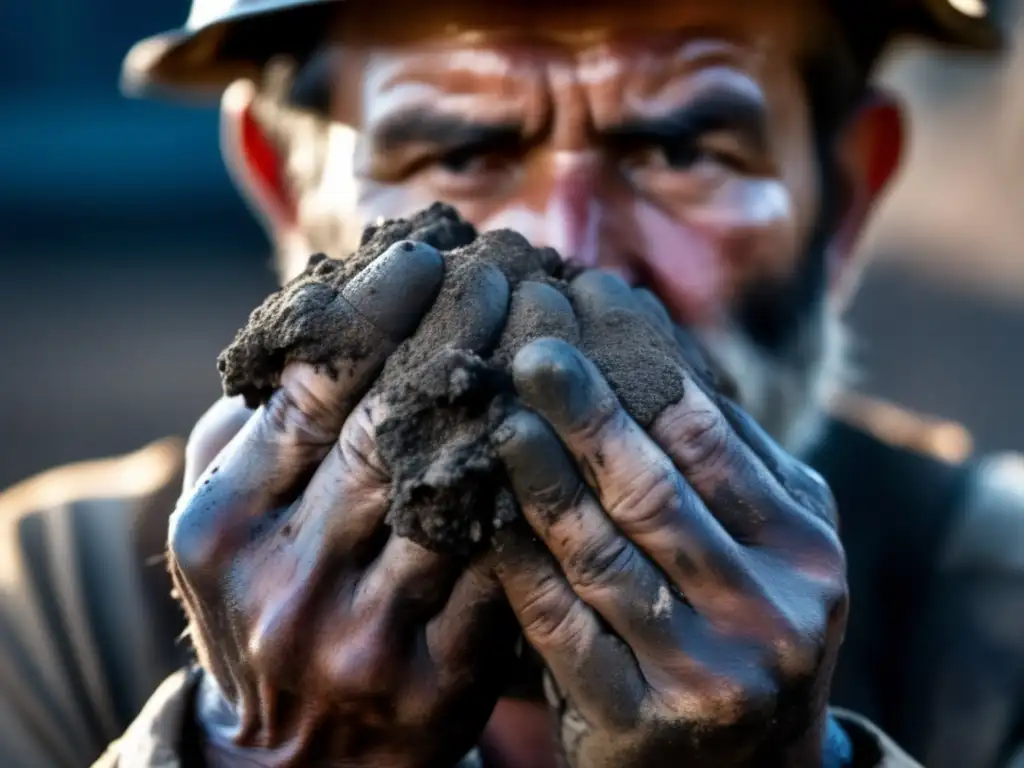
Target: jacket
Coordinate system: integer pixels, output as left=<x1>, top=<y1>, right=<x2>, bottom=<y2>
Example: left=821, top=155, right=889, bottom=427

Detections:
left=1, top=395, right=1022, bottom=767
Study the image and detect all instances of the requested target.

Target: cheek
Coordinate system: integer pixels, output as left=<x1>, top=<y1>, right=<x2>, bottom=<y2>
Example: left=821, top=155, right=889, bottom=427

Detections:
left=632, top=177, right=801, bottom=327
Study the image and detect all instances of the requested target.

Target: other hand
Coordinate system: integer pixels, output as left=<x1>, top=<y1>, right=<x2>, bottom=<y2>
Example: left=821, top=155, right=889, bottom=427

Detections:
left=170, top=241, right=516, bottom=768
left=493, top=272, right=847, bottom=768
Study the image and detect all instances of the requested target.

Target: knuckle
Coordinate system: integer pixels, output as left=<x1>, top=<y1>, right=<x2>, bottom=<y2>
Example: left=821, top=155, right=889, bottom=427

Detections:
left=337, top=404, right=389, bottom=482
left=790, top=464, right=839, bottom=526
left=660, top=667, right=776, bottom=728
left=707, top=671, right=776, bottom=727
left=791, top=512, right=847, bottom=577
left=168, top=489, right=236, bottom=579
left=605, top=456, right=683, bottom=534
left=266, top=374, right=340, bottom=446
left=660, top=406, right=730, bottom=474
left=771, top=623, right=824, bottom=682
left=320, top=625, right=402, bottom=700
left=568, top=534, right=636, bottom=596
left=246, top=594, right=306, bottom=677
left=769, top=578, right=847, bottom=681
left=823, top=577, right=850, bottom=627
left=532, top=478, right=587, bottom=516
left=517, top=575, right=586, bottom=650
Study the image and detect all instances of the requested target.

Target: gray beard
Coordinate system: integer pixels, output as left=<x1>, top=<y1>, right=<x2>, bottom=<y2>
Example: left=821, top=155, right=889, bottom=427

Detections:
left=694, top=301, right=849, bottom=458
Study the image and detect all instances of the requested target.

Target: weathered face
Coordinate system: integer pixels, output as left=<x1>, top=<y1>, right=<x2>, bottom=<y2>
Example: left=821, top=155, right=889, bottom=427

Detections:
left=262, top=0, right=863, bottom=451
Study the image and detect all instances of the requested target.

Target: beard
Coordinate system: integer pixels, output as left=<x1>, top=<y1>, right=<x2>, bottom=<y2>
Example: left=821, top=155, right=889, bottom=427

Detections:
left=693, top=300, right=848, bottom=459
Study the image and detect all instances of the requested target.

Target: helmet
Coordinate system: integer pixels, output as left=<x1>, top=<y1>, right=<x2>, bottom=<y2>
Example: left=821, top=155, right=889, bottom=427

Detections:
left=122, top=0, right=1003, bottom=101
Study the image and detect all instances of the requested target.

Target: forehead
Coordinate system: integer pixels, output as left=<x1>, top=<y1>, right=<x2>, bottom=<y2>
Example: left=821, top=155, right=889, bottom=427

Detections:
left=326, top=0, right=829, bottom=124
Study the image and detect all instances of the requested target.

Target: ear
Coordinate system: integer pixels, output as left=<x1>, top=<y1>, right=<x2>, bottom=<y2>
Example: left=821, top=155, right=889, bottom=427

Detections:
left=220, top=79, right=298, bottom=240
left=827, top=90, right=905, bottom=307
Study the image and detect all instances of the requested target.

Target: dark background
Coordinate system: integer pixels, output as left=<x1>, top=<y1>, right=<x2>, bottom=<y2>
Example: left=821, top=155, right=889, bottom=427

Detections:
left=0, top=1, right=1022, bottom=490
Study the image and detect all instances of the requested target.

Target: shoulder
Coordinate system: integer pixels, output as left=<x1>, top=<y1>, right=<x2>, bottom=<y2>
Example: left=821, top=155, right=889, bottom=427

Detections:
left=941, top=450, right=1024, bottom=575
left=825, top=392, right=974, bottom=467
left=0, top=437, right=186, bottom=525
left=0, top=438, right=189, bottom=763
left=813, top=393, right=976, bottom=550
left=822, top=393, right=1024, bottom=573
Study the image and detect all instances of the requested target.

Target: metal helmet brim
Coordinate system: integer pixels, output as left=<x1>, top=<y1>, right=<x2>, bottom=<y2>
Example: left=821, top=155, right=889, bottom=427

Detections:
left=122, top=0, right=1005, bottom=103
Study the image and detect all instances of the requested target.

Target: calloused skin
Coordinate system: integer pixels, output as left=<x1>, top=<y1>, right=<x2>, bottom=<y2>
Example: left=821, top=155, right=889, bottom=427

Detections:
left=172, top=0, right=903, bottom=764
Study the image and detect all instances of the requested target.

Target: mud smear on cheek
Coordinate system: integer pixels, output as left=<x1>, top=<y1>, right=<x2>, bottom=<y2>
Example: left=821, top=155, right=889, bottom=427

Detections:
left=218, top=203, right=715, bottom=555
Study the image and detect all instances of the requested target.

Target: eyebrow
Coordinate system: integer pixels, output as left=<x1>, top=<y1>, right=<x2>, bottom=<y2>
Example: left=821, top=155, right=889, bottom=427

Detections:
left=605, top=88, right=770, bottom=154
left=372, top=109, right=524, bottom=156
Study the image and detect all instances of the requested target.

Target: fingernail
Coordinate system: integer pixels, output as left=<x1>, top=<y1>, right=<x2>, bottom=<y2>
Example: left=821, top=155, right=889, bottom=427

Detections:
left=512, top=338, right=610, bottom=430
left=343, top=240, right=445, bottom=341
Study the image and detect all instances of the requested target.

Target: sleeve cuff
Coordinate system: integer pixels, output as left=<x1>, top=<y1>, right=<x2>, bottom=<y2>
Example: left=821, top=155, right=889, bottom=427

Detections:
left=92, top=666, right=203, bottom=767
left=830, top=707, right=924, bottom=768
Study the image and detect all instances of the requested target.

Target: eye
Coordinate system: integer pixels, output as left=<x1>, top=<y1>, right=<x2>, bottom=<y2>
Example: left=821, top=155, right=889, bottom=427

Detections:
left=437, top=146, right=511, bottom=175
left=651, top=139, right=709, bottom=171
left=649, top=134, right=747, bottom=173
left=618, top=134, right=749, bottom=180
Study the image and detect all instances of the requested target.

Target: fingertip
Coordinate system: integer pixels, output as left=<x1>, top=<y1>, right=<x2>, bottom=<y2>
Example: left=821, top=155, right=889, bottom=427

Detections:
left=492, top=409, right=557, bottom=464
left=512, top=339, right=611, bottom=430
left=344, top=239, right=445, bottom=341
left=631, top=287, right=674, bottom=335
left=492, top=409, right=584, bottom=525
left=568, top=269, right=634, bottom=317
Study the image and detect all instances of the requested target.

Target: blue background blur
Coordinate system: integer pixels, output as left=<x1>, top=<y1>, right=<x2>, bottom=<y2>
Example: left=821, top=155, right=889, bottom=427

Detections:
left=0, top=1, right=1022, bottom=488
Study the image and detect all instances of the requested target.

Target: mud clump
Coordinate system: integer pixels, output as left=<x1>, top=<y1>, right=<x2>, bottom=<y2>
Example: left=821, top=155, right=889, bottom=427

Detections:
left=218, top=203, right=722, bottom=556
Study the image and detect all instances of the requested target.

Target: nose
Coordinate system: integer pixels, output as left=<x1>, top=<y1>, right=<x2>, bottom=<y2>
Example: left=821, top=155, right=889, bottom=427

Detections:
left=539, top=152, right=602, bottom=268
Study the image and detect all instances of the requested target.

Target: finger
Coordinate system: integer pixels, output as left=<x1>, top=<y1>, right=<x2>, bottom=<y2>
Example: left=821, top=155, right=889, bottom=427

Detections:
left=425, top=555, right=518, bottom=688
left=717, top=397, right=836, bottom=526
left=631, top=286, right=674, bottom=337
left=401, top=258, right=510, bottom=358
left=495, top=409, right=692, bottom=657
left=649, top=372, right=812, bottom=542
left=182, top=396, right=254, bottom=490
left=169, top=241, right=444, bottom=578
left=281, top=260, right=511, bottom=607
left=297, top=258, right=510, bottom=557
left=492, top=525, right=645, bottom=727
left=510, top=339, right=758, bottom=601
left=494, top=280, right=580, bottom=365
left=355, top=534, right=464, bottom=631
left=567, top=269, right=635, bottom=317
left=286, top=393, right=394, bottom=562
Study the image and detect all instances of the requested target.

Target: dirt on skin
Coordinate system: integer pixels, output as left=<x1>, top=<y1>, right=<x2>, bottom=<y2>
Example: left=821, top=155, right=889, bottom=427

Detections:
left=218, top=203, right=721, bottom=555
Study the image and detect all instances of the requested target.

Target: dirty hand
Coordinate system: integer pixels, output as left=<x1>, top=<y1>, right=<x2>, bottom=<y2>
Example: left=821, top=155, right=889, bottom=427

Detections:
left=169, top=241, right=516, bottom=768
left=493, top=272, right=848, bottom=767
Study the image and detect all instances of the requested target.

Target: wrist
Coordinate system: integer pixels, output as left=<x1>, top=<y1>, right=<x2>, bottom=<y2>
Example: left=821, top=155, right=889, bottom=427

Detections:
left=195, top=673, right=472, bottom=768
left=194, top=672, right=293, bottom=768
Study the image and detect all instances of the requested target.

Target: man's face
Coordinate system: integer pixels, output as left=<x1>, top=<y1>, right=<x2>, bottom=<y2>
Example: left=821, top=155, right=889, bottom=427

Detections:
left=267, top=0, right=860, bottom=451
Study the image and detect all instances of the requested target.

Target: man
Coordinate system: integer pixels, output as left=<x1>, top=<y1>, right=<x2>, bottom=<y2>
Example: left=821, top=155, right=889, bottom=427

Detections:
left=1, top=0, right=1022, bottom=766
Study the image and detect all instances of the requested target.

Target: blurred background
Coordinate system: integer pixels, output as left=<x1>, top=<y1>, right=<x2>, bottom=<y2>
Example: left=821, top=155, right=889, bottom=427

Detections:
left=0, top=0, right=1022, bottom=490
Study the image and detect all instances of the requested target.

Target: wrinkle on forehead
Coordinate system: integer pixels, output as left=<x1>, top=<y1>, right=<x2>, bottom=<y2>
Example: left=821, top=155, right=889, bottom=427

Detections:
left=329, top=3, right=821, bottom=130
